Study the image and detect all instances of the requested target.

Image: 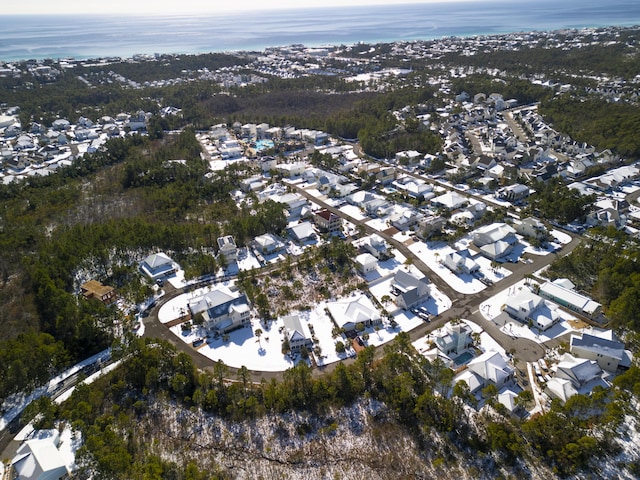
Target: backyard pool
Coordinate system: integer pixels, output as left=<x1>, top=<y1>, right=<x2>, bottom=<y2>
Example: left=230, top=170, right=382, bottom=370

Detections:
left=453, top=351, right=474, bottom=366
left=255, top=139, right=274, bottom=152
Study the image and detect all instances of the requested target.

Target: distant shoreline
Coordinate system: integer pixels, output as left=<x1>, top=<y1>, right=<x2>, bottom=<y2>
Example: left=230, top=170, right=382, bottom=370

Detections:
left=1, top=0, right=640, bottom=63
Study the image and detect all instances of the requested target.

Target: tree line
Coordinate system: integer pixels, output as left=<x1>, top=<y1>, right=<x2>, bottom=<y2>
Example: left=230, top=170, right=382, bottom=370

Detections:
left=28, top=333, right=636, bottom=478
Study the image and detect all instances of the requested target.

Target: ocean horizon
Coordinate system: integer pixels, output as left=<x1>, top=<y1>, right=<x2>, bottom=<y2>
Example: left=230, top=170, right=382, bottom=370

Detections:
left=1, top=0, right=640, bottom=62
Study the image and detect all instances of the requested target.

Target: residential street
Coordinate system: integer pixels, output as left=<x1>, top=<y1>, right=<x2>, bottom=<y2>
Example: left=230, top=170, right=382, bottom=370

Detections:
left=142, top=183, right=582, bottom=380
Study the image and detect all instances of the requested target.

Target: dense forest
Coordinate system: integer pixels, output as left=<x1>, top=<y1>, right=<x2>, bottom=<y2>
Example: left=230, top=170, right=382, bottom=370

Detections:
left=22, top=335, right=638, bottom=479
left=539, top=96, right=640, bottom=158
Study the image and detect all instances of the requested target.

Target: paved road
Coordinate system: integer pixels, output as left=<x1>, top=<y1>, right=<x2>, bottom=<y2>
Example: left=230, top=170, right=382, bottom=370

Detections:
left=142, top=178, right=581, bottom=379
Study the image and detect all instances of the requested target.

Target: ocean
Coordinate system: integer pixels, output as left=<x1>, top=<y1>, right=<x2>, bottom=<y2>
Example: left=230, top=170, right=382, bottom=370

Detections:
left=1, top=0, right=640, bottom=62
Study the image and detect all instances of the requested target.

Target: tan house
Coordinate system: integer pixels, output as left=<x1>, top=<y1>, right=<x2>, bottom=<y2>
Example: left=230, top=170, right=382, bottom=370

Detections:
left=81, top=280, right=116, bottom=304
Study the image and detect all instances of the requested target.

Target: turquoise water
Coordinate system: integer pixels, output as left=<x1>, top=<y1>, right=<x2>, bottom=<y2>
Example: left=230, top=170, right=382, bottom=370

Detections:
left=1, top=0, right=640, bottom=61
left=255, top=140, right=275, bottom=152
left=454, top=351, right=474, bottom=366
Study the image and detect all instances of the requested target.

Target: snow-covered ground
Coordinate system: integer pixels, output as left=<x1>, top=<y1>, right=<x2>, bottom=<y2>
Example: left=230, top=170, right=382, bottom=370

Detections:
left=339, top=204, right=366, bottom=220
left=157, top=281, right=441, bottom=371
left=408, top=241, right=502, bottom=294
left=478, top=278, right=584, bottom=344
left=368, top=264, right=452, bottom=317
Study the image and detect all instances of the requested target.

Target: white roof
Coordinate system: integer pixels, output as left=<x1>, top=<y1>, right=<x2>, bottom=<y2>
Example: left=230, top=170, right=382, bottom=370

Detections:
left=546, top=377, right=578, bottom=402
left=13, top=430, right=69, bottom=480
left=355, top=252, right=377, bottom=266
left=467, top=351, right=512, bottom=385
left=498, top=389, right=519, bottom=412
left=540, top=281, right=601, bottom=315
left=432, top=190, right=468, bottom=209
left=142, top=252, right=173, bottom=269
left=283, top=314, right=311, bottom=342
left=289, top=221, right=316, bottom=241
left=327, top=294, right=381, bottom=329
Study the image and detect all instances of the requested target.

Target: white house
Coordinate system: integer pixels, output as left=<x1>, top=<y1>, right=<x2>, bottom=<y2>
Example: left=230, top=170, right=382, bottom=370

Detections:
left=276, top=162, right=306, bottom=178
left=140, top=252, right=177, bottom=281
left=434, top=322, right=473, bottom=356
left=355, top=253, right=378, bottom=274
left=288, top=221, right=317, bottom=244
left=497, top=183, right=529, bottom=202
left=472, top=222, right=517, bottom=247
left=479, top=240, right=514, bottom=261
left=514, top=217, right=548, bottom=241
left=547, top=353, right=608, bottom=402
left=442, top=250, right=480, bottom=275
left=361, top=234, right=391, bottom=259
left=327, top=294, right=382, bottom=331
left=253, top=233, right=281, bottom=255
left=389, top=208, right=423, bottom=231
left=282, top=314, right=313, bottom=353
left=467, top=351, right=514, bottom=390
left=12, top=430, right=73, bottom=480
left=431, top=191, right=468, bottom=210
left=259, top=156, right=277, bottom=172
left=188, top=288, right=251, bottom=333
left=503, top=289, right=561, bottom=331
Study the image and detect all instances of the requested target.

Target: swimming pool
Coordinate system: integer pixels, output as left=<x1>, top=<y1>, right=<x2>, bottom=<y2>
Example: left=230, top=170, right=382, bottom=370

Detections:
left=453, top=351, right=474, bottom=366
left=255, top=139, right=274, bottom=152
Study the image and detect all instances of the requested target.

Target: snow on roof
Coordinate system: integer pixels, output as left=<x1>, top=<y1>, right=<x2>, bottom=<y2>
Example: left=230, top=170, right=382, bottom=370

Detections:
left=467, top=351, right=512, bottom=385
left=431, top=190, right=468, bottom=209
left=13, top=430, right=70, bottom=480
left=283, top=314, right=311, bottom=342
left=327, top=294, right=381, bottom=329
left=498, top=389, right=519, bottom=412
left=142, top=252, right=173, bottom=269
left=539, top=281, right=601, bottom=315
left=555, top=354, right=603, bottom=388
left=289, top=221, right=316, bottom=241
left=570, top=333, right=625, bottom=361
left=546, top=377, right=578, bottom=402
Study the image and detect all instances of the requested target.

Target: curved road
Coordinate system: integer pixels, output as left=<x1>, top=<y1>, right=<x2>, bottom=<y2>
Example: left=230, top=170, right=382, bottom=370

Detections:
left=142, top=181, right=581, bottom=381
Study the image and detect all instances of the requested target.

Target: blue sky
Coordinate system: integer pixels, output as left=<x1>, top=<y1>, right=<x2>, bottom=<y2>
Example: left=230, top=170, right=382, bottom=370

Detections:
left=3, top=0, right=464, bottom=15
